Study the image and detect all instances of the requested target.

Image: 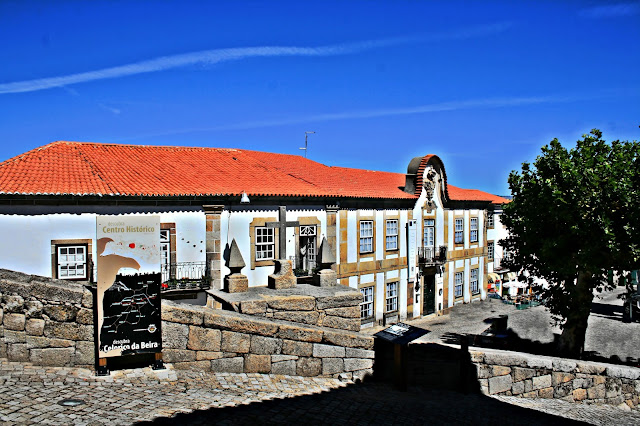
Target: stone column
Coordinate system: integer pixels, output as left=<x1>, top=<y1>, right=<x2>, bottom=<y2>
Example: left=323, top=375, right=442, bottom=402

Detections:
left=326, top=204, right=339, bottom=272
left=204, top=205, right=224, bottom=290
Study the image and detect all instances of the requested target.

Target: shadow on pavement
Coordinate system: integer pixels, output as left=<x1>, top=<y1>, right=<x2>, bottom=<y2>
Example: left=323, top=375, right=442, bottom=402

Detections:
left=590, top=302, right=625, bottom=322
left=136, top=378, right=587, bottom=425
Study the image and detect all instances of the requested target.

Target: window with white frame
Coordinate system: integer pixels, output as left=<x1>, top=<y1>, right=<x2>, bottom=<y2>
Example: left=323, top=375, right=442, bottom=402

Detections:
left=57, top=245, right=87, bottom=279
left=386, top=219, right=398, bottom=250
left=360, top=286, right=374, bottom=319
left=160, top=229, right=170, bottom=268
left=455, top=218, right=464, bottom=244
left=488, top=242, right=494, bottom=260
left=455, top=271, right=463, bottom=298
left=470, top=218, right=478, bottom=243
left=386, top=282, right=398, bottom=312
left=471, top=268, right=479, bottom=295
left=424, top=219, right=435, bottom=248
left=255, top=227, right=275, bottom=260
left=360, top=220, right=373, bottom=253
left=487, top=212, right=494, bottom=228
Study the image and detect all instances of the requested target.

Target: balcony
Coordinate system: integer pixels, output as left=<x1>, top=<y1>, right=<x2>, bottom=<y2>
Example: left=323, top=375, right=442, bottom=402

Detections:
left=161, top=261, right=210, bottom=292
left=418, top=245, right=447, bottom=265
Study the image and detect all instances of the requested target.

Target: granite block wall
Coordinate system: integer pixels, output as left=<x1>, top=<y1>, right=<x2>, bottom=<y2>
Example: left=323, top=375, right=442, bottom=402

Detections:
left=0, top=270, right=94, bottom=368
left=470, top=347, right=640, bottom=410
left=161, top=300, right=374, bottom=380
left=0, top=270, right=374, bottom=379
left=208, top=286, right=362, bottom=332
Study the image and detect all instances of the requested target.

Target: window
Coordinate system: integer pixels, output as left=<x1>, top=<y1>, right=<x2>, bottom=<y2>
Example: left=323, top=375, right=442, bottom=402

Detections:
left=360, top=220, right=373, bottom=253
left=471, top=268, right=479, bottom=295
left=385, top=219, right=398, bottom=250
left=424, top=219, right=435, bottom=247
left=57, top=245, right=87, bottom=279
left=386, top=282, right=398, bottom=312
left=488, top=242, right=494, bottom=260
left=455, top=218, right=464, bottom=244
left=487, top=213, right=494, bottom=228
left=360, top=286, right=374, bottom=319
left=255, top=227, right=275, bottom=260
left=455, top=272, right=463, bottom=298
left=470, top=218, right=478, bottom=243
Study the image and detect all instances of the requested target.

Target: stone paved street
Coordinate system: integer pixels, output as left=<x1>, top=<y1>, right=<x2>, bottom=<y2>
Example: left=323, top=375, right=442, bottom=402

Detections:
left=1, top=357, right=640, bottom=425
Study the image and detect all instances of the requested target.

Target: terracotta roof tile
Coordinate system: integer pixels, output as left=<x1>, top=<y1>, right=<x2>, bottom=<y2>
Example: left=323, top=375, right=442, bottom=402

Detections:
left=447, top=185, right=510, bottom=204
left=0, top=141, right=507, bottom=203
left=0, top=141, right=415, bottom=199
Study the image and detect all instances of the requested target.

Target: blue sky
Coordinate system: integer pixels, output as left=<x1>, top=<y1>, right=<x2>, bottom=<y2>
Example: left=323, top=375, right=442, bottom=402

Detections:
left=1, top=1, right=638, bottom=195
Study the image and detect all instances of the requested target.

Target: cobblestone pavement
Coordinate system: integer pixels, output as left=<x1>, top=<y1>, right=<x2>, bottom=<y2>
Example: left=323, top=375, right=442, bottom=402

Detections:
left=2, top=357, right=640, bottom=425
left=364, top=287, right=640, bottom=364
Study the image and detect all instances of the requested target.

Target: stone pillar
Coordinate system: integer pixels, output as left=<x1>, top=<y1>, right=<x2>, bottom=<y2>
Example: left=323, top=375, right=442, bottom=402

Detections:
left=326, top=204, right=339, bottom=272
left=204, top=205, right=224, bottom=290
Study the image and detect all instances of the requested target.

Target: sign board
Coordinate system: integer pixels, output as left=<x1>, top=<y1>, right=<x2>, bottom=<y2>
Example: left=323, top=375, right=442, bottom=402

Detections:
left=407, top=220, right=417, bottom=283
left=96, top=216, right=162, bottom=359
left=374, top=322, right=429, bottom=346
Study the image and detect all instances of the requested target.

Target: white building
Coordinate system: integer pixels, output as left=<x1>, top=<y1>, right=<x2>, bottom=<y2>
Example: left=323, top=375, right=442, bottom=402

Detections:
left=0, top=141, right=508, bottom=326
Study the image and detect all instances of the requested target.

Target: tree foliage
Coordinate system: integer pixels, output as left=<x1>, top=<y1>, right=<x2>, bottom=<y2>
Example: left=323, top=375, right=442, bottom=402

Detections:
left=500, top=130, right=640, bottom=356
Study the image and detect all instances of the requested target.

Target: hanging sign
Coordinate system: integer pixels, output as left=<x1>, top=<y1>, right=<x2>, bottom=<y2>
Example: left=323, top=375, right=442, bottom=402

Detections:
left=96, top=216, right=162, bottom=360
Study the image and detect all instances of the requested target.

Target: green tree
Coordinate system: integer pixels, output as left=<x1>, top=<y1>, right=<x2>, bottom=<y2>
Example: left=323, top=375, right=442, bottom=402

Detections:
left=501, top=130, right=640, bottom=358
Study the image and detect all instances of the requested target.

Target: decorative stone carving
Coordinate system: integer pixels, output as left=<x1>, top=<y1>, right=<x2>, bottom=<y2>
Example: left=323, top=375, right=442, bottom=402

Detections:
left=224, top=239, right=248, bottom=293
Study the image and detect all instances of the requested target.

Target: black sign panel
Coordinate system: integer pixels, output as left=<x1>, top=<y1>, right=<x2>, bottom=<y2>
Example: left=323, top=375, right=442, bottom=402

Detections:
left=100, top=273, right=162, bottom=355
left=374, top=322, right=429, bottom=345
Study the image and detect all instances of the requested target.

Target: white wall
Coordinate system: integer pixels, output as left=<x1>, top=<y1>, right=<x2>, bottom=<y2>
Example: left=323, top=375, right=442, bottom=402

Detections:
left=0, top=210, right=206, bottom=278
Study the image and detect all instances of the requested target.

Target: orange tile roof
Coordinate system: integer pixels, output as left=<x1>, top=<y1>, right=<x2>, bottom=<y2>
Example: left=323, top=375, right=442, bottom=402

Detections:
left=447, top=185, right=510, bottom=204
left=0, top=141, right=415, bottom=199
left=0, top=141, right=507, bottom=203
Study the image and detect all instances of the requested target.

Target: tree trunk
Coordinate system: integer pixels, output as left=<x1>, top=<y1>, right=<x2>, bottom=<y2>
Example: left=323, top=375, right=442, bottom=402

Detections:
left=557, top=272, right=594, bottom=358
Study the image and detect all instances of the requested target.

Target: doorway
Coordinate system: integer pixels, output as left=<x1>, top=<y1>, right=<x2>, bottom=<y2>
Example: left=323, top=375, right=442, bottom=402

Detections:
left=424, top=274, right=436, bottom=315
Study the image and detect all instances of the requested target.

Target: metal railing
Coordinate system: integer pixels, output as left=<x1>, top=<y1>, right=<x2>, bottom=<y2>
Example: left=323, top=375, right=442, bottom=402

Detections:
left=288, top=255, right=317, bottom=276
left=161, top=261, right=209, bottom=291
left=418, top=245, right=447, bottom=264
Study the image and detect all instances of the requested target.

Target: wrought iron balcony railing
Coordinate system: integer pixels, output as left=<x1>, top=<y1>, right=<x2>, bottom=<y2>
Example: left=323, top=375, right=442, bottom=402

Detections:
left=161, top=261, right=210, bottom=291
left=418, top=245, right=447, bottom=265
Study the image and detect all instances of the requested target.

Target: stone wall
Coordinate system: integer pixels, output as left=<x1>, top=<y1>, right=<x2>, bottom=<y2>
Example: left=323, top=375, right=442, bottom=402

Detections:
left=207, top=285, right=362, bottom=332
left=162, top=300, right=374, bottom=380
left=0, top=270, right=374, bottom=379
left=470, top=346, right=640, bottom=410
left=0, top=270, right=94, bottom=367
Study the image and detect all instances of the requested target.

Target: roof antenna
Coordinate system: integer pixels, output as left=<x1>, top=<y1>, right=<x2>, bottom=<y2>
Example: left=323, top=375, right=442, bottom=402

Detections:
left=300, top=131, right=315, bottom=158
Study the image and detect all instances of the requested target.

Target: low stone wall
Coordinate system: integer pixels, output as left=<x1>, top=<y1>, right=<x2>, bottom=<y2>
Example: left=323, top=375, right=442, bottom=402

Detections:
left=0, top=270, right=94, bottom=368
left=470, top=347, right=640, bottom=410
left=207, top=285, right=362, bottom=332
left=0, top=270, right=374, bottom=379
left=162, top=300, right=374, bottom=380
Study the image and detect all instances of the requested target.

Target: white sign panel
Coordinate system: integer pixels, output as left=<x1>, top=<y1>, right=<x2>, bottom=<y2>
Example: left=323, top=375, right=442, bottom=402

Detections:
left=407, top=220, right=417, bottom=283
left=96, top=215, right=161, bottom=359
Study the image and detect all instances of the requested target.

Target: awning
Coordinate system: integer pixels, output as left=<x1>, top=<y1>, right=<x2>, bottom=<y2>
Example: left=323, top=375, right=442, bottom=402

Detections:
left=487, top=273, right=500, bottom=283
left=503, top=281, right=529, bottom=289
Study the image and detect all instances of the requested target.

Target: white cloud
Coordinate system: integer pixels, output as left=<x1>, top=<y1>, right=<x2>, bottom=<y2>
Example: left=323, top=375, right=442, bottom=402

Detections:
left=117, top=91, right=622, bottom=142
left=0, top=22, right=512, bottom=95
left=579, top=3, right=640, bottom=18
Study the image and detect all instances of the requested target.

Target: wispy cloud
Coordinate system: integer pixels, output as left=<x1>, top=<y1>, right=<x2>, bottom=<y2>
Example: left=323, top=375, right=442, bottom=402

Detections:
left=579, top=2, right=640, bottom=18
left=208, top=93, right=604, bottom=131
left=118, top=90, right=631, bottom=142
left=98, top=103, right=121, bottom=115
left=0, top=22, right=512, bottom=95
